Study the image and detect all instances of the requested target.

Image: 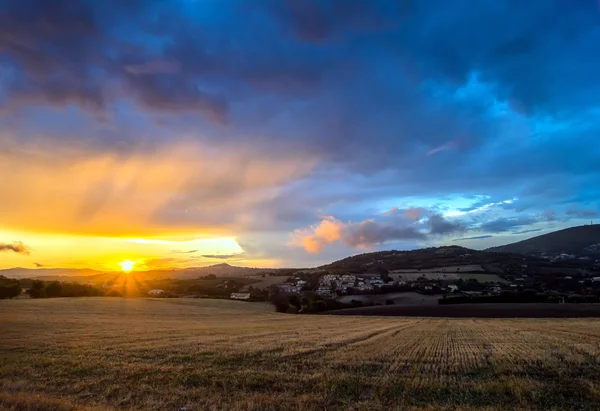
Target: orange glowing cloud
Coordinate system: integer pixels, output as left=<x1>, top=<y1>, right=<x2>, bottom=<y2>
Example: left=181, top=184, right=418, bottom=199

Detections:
left=289, top=216, right=344, bottom=253
left=0, top=138, right=317, bottom=237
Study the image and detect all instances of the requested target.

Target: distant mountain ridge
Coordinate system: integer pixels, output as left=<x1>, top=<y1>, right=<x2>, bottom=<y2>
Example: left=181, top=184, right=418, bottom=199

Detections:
left=3, top=226, right=599, bottom=281
left=0, top=263, right=275, bottom=280
left=487, top=225, right=600, bottom=256
left=0, top=267, right=102, bottom=279
left=318, top=245, right=539, bottom=273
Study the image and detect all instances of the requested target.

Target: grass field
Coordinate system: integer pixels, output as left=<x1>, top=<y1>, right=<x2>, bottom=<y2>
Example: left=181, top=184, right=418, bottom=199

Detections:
left=3, top=298, right=600, bottom=410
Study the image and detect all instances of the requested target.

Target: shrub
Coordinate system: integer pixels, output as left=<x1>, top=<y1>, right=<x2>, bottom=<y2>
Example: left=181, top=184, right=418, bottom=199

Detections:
left=28, top=280, right=46, bottom=298
left=584, top=295, right=599, bottom=303
left=313, top=300, right=328, bottom=312
left=385, top=299, right=395, bottom=305
left=0, top=284, right=21, bottom=299
left=45, top=282, right=63, bottom=298
left=270, top=292, right=290, bottom=313
left=288, top=295, right=302, bottom=312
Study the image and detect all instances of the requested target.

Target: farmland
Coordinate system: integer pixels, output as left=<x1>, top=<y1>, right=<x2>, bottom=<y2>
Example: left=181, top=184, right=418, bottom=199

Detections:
left=3, top=299, right=600, bottom=410
left=388, top=272, right=507, bottom=283
left=241, top=274, right=288, bottom=290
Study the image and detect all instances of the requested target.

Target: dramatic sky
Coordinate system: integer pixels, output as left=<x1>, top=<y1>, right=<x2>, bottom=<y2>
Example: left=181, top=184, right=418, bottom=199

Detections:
left=1, top=0, right=599, bottom=270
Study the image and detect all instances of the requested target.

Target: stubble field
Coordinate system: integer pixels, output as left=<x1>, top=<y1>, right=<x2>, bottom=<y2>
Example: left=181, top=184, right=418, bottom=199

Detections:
left=2, top=298, right=600, bottom=410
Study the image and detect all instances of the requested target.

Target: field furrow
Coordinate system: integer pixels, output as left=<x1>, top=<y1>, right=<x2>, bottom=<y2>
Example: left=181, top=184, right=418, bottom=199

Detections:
left=3, top=298, right=600, bottom=410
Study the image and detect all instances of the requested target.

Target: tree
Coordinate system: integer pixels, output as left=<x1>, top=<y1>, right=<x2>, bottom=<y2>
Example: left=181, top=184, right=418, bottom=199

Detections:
left=377, top=265, right=390, bottom=282
left=313, top=300, right=327, bottom=312
left=0, top=282, right=21, bottom=299
left=45, top=282, right=63, bottom=298
left=288, top=294, right=302, bottom=312
left=105, top=290, right=122, bottom=297
left=269, top=290, right=290, bottom=313
left=29, top=280, right=46, bottom=298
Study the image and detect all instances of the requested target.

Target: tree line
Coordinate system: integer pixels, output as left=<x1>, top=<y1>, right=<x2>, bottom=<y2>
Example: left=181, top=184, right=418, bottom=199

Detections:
left=27, top=280, right=106, bottom=298
left=0, top=276, right=22, bottom=299
left=0, top=277, right=113, bottom=299
left=269, top=290, right=379, bottom=314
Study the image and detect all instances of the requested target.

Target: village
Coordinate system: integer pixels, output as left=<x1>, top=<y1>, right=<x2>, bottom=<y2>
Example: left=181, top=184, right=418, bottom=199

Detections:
left=229, top=260, right=600, bottom=307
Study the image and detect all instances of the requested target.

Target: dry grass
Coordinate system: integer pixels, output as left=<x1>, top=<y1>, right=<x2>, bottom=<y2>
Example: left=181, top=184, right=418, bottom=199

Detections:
left=2, top=298, right=600, bottom=410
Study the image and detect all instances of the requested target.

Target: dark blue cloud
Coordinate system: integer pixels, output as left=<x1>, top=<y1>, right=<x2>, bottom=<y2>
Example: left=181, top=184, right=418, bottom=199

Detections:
left=2, top=0, right=600, bottom=262
left=566, top=206, right=599, bottom=218
left=511, top=229, right=543, bottom=235
left=480, top=217, right=540, bottom=233
left=427, top=214, right=466, bottom=235
left=454, top=235, right=493, bottom=241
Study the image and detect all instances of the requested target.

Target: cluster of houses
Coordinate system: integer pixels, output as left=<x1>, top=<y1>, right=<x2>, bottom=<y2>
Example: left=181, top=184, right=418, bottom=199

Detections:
left=315, top=274, right=385, bottom=296
left=444, top=284, right=503, bottom=299
left=540, top=252, right=600, bottom=264
left=270, top=278, right=309, bottom=295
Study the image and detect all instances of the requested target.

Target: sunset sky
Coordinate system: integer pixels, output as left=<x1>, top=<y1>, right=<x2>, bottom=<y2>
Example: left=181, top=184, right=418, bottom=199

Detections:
left=1, top=1, right=599, bottom=271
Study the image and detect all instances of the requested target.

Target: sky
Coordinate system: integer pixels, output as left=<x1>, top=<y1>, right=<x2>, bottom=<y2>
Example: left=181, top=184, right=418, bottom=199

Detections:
left=1, top=0, right=599, bottom=271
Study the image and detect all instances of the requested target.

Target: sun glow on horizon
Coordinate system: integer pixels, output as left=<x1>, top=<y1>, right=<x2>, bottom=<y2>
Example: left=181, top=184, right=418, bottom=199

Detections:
left=118, top=260, right=135, bottom=272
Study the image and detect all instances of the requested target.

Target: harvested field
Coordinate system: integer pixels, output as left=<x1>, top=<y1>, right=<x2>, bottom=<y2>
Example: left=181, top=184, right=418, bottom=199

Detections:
left=3, top=298, right=600, bottom=410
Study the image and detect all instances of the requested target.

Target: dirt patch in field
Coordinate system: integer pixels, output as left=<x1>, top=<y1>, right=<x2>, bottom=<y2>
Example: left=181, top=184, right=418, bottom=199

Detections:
left=326, top=303, right=600, bottom=318
left=337, top=292, right=439, bottom=305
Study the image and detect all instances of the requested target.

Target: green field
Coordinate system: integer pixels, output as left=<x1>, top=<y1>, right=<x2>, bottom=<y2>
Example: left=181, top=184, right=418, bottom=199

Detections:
left=241, top=275, right=288, bottom=290
left=2, top=298, right=600, bottom=410
left=458, top=273, right=508, bottom=283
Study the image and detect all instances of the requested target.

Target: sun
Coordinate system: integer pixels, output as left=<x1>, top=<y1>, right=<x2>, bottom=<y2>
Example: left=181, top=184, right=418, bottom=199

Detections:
left=118, top=260, right=135, bottom=272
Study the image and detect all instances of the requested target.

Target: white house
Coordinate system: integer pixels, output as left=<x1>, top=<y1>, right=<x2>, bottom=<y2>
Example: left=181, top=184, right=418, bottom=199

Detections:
left=315, top=288, right=332, bottom=296
left=279, top=283, right=300, bottom=294
left=230, top=292, right=251, bottom=300
left=147, top=289, right=165, bottom=296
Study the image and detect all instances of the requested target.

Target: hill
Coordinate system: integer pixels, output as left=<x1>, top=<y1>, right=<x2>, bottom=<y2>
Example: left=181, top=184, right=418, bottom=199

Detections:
left=319, top=245, right=541, bottom=274
left=153, top=263, right=278, bottom=279
left=0, top=263, right=277, bottom=281
left=0, top=267, right=102, bottom=280
left=487, top=225, right=600, bottom=256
